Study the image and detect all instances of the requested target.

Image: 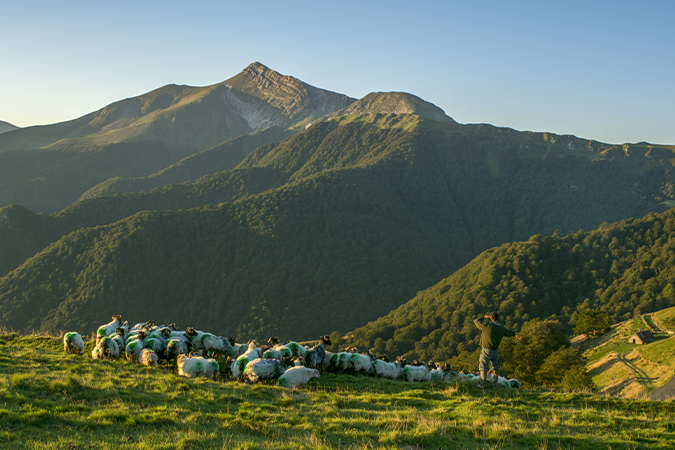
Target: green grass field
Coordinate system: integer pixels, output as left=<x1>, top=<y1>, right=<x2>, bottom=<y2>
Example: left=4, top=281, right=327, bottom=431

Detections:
left=1, top=333, right=673, bottom=449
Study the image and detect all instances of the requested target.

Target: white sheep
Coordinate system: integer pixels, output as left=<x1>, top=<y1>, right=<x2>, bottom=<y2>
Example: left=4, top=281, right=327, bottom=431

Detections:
left=201, top=334, right=232, bottom=356
left=125, top=334, right=146, bottom=363
left=96, top=315, right=122, bottom=342
left=350, top=352, right=373, bottom=374
left=277, top=366, right=320, bottom=389
left=165, top=338, right=189, bottom=359
left=403, top=364, right=432, bottom=382
left=244, top=358, right=286, bottom=383
left=92, top=336, right=119, bottom=360
left=140, top=348, right=158, bottom=367
left=285, top=341, right=307, bottom=358
left=63, top=332, right=84, bottom=356
left=371, top=359, right=405, bottom=379
left=177, top=354, right=219, bottom=380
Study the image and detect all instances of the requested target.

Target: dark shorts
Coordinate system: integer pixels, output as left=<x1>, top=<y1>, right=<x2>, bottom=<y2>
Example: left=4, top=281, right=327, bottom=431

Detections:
left=478, top=348, right=499, bottom=372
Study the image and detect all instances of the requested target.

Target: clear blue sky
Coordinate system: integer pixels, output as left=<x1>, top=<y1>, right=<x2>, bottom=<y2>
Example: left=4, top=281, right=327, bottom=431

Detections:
left=2, top=0, right=673, bottom=144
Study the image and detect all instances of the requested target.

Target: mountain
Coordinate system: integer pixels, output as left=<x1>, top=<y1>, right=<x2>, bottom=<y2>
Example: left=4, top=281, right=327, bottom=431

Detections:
left=326, top=92, right=454, bottom=123
left=1, top=113, right=674, bottom=341
left=0, top=120, right=18, bottom=134
left=344, top=208, right=675, bottom=363
left=0, top=63, right=355, bottom=213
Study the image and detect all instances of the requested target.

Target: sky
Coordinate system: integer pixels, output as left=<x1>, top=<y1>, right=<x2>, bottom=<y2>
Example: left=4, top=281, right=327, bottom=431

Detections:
left=1, top=1, right=673, bottom=145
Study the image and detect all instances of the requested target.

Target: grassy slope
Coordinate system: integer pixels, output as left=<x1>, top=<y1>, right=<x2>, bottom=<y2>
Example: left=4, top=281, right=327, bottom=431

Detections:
left=0, top=334, right=673, bottom=450
left=582, top=308, right=675, bottom=399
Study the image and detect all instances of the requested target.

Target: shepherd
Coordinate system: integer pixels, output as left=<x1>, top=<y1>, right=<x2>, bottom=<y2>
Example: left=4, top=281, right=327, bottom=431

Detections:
left=474, top=312, right=521, bottom=389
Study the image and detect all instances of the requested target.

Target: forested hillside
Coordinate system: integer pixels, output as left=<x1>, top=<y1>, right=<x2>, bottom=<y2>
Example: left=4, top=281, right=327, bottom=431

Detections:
left=78, top=126, right=296, bottom=200
left=345, top=208, right=675, bottom=363
left=1, top=113, right=673, bottom=342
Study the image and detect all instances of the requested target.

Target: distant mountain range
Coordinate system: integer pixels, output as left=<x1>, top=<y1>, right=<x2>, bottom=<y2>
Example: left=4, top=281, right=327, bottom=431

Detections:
left=0, top=62, right=674, bottom=346
left=0, top=63, right=356, bottom=213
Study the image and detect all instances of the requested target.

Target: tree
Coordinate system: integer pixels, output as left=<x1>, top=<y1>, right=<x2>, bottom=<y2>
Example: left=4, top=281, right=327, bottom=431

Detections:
left=536, top=346, right=594, bottom=391
left=574, top=309, right=612, bottom=338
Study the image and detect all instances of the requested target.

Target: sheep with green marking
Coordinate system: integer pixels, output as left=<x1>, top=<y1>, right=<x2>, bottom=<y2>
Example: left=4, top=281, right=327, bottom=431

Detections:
left=125, top=331, right=146, bottom=363
left=96, top=315, right=123, bottom=343
left=63, top=332, right=84, bottom=356
left=92, top=336, right=119, bottom=360
left=177, top=354, right=219, bottom=380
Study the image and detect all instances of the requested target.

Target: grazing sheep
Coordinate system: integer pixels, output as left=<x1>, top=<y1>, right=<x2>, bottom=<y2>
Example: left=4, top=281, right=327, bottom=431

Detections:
left=177, top=354, right=219, bottom=380
left=165, top=338, right=190, bottom=359
left=109, top=328, right=126, bottom=351
left=125, top=333, right=146, bottom=363
left=403, top=363, right=433, bottom=382
left=442, top=371, right=466, bottom=382
left=509, top=379, right=521, bottom=389
left=96, top=315, right=122, bottom=342
left=140, top=348, right=158, bottom=367
left=143, top=336, right=165, bottom=354
left=372, top=358, right=405, bottom=379
left=185, top=327, right=206, bottom=351
left=263, top=348, right=281, bottom=359
left=244, top=358, right=287, bottom=383
left=201, top=334, right=231, bottom=356
left=350, top=351, right=373, bottom=374
left=303, top=335, right=332, bottom=373
left=92, top=336, right=119, bottom=360
left=63, top=332, right=84, bottom=356
left=277, top=366, right=320, bottom=389
left=285, top=341, right=307, bottom=358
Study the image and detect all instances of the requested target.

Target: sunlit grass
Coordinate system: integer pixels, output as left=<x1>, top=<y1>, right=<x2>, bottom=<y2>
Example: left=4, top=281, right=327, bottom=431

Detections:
left=0, top=333, right=673, bottom=449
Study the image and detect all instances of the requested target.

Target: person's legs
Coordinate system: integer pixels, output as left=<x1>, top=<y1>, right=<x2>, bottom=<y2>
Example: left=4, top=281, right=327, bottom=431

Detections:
left=478, top=349, right=490, bottom=389
left=492, top=354, right=500, bottom=387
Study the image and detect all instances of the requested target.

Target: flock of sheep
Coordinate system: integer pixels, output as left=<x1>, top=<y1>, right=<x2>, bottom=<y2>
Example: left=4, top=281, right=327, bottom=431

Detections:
left=62, top=315, right=522, bottom=390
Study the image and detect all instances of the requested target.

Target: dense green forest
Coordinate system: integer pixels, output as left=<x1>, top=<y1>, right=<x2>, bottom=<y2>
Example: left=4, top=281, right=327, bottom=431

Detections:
left=345, top=208, right=675, bottom=363
left=78, top=126, right=296, bottom=200
left=1, top=114, right=674, bottom=343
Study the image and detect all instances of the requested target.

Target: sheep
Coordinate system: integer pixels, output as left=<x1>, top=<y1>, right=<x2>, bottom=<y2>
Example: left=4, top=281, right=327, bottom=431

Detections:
left=125, top=332, right=146, bottom=363
left=303, top=335, right=332, bottom=373
left=509, top=379, right=521, bottom=389
left=486, top=370, right=511, bottom=388
left=63, top=332, right=84, bottom=356
left=143, top=335, right=165, bottom=354
left=185, top=327, right=206, bottom=351
left=321, top=351, right=334, bottom=373
left=165, top=338, right=190, bottom=360
left=403, top=362, right=434, bottom=382
left=277, top=366, right=320, bottom=389
left=441, top=371, right=466, bottom=382
left=285, top=341, right=307, bottom=358
left=140, top=348, right=158, bottom=367
left=92, top=336, right=119, bottom=360
left=244, top=358, right=287, bottom=383
left=177, top=354, right=219, bottom=380
left=263, top=348, right=281, bottom=359
left=350, top=351, right=373, bottom=374
left=371, top=358, right=405, bottom=379
left=96, top=315, right=122, bottom=342
left=231, top=341, right=260, bottom=380
left=109, top=328, right=126, bottom=351
left=201, top=334, right=232, bottom=357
